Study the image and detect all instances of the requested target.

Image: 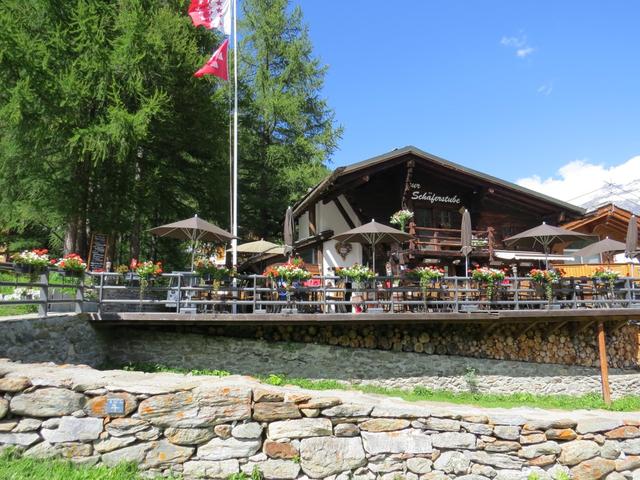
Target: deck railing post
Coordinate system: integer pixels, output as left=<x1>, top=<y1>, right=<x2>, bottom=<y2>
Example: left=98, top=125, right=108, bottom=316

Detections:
left=513, top=276, right=519, bottom=310
left=322, top=276, right=327, bottom=313
left=38, top=271, right=48, bottom=318
left=75, top=274, right=84, bottom=314
left=176, top=273, right=182, bottom=313
left=626, top=278, right=632, bottom=308
left=97, top=273, right=104, bottom=316
left=454, top=277, right=459, bottom=312
left=253, top=275, right=257, bottom=312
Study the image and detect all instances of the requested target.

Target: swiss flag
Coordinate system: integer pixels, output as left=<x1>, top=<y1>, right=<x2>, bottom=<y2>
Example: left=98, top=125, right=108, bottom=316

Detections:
left=194, top=39, right=229, bottom=80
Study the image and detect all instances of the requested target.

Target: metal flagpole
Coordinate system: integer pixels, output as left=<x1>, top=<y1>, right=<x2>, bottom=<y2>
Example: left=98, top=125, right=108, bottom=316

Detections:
left=231, top=0, right=239, bottom=269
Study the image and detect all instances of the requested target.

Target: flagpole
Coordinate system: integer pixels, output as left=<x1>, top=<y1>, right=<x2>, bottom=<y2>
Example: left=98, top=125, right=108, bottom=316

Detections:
left=231, top=0, right=238, bottom=269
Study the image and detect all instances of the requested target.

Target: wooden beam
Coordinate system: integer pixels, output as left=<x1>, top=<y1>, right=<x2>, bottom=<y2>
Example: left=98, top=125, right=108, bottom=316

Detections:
left=308, top=206, right=317, bottom=235
left=548, top=320, right=569, bottom=335
left=322, top=176, right=370, bottom=204
left=521, top=320, right=542, bottom=335
left=333, top=197, right=356, bottom=229
left=597, top=321, right=612, bottom=406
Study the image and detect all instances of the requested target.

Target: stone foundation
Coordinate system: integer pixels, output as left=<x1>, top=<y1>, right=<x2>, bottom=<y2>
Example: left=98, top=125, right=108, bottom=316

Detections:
left=1, top=360, right=640, bottom=480
left=1, top=315, right=639, bottom=398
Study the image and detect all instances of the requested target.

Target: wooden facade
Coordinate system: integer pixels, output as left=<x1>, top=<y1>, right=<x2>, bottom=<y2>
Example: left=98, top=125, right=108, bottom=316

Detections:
left=293, top=147, right=585, bottom=275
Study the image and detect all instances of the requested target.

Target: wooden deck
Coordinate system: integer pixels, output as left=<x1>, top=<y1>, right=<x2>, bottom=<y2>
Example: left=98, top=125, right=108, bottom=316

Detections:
left=90, top=308, right=640, bottom=326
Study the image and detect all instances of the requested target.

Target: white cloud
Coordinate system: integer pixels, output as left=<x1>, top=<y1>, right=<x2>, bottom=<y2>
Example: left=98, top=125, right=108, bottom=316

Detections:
left=501, top=34, right=535, bottom=58
left=537, top=83, right=553, bottom=96
left=516, top=156, right=640, bottom=211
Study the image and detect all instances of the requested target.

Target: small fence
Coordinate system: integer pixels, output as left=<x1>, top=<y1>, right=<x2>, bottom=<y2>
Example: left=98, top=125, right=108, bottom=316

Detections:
left=2, top=263, right=640, bottom=317
left=0, top=263, right=85, bottom=317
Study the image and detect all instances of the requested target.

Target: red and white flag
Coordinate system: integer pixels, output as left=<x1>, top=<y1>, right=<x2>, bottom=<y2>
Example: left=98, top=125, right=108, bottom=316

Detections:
left=188, top=0, right=231, bottom=35
left=194, top=38, right=229, bottom=80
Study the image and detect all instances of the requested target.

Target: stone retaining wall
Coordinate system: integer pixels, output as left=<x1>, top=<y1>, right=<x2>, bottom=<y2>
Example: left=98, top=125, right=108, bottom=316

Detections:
left=0, top=361, right=639, bottom=480
left=104, top=326, right=640, bottom=398
left=1, top=315, right=639, bottom=398
left=0, top=314, right=108, bottom=366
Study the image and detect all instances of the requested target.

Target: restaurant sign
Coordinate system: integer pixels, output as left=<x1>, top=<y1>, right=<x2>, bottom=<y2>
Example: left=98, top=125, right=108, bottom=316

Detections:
left=409, top=183, right=461, bottom=205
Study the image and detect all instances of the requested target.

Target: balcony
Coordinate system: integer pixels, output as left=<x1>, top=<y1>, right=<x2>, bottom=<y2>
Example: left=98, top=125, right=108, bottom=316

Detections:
left=408, top=223, right=496, bottom=257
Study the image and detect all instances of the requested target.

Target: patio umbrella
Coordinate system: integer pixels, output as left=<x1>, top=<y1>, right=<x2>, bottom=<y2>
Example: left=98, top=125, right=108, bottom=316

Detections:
left=626, top=215, right=638, bottom=277
left=149, top=214, right=236, bottom=270
left=504, top=222, right=590, bottom=269
left=332, top=219, right=414, bottom=274
left=284, top=206, right=295, bottom=258
left=573, top=237, right=626, bottom=262
left=460, top=209, right=473, bottom=276
left=234, top=239, right=281, bottom=254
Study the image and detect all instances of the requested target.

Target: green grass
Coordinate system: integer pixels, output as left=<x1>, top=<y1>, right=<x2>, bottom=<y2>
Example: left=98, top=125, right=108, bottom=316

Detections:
left=0, top=448, right=164, bottom=480
left=117, top=362, right=640, bottom=412
left=0, top=305, right=38, bottom=317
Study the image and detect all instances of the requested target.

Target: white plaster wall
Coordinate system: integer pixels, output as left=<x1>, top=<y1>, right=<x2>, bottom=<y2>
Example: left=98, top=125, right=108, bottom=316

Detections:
left=317, top=195, right=363, bottom=276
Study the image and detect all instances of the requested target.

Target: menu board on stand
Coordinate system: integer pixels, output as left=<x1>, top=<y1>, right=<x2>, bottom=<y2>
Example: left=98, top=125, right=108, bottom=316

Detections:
left=88, top=233, right=109, bottom=272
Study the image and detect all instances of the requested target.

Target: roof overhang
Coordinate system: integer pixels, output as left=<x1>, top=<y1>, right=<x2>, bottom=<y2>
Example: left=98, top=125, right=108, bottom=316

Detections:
left=293, top=146, right=585, bottom=217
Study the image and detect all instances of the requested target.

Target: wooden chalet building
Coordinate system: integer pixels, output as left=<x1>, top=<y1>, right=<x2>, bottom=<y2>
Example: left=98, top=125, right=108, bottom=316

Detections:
left=292, top=146, right=585, bottom=276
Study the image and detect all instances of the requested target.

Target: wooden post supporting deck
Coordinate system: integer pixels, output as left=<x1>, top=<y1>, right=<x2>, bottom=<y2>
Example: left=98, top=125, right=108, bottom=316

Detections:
left=597, top=321, right=612, bottom=405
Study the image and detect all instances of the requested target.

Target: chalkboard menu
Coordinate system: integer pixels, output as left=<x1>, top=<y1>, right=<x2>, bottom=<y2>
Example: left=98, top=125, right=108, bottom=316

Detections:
left=88, top=233, right=108, bottom=271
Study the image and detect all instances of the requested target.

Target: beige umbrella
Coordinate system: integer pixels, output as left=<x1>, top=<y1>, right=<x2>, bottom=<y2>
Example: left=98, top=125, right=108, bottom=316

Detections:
left=626, top=215, right=638, bottom=277
left=460, top=209, right=473, bottom=275
left=232, top=239, right=282, bottom=254
left=332, top=220, right=414, bottom=274
left=284, top=207, right=294, bottom=258
left=149, top=214, right=236, bottom=270
left=505, top=222, right=591, bottom=268
left=574, top=237, right=626, bottom=262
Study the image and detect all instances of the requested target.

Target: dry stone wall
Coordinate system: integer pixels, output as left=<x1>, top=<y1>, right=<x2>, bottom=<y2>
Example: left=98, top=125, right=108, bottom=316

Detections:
left=105, top=326, right=640, bottom=398
left=0, top=361, right=639, bottom=480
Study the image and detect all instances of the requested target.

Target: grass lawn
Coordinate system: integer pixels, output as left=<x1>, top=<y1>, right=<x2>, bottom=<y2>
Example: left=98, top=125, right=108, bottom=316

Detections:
left=0, top=449, right=155, bottom=480
left=120, top=363, right=640, bottom=412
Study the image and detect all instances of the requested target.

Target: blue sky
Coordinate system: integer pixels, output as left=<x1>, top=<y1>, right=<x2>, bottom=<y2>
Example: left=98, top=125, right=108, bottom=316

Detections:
left=292, top=1, right=640, bottom=202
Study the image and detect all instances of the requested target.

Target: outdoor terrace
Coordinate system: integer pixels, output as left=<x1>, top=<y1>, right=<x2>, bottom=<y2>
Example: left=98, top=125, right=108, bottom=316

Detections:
left=2, top=264, right=640, bottom=325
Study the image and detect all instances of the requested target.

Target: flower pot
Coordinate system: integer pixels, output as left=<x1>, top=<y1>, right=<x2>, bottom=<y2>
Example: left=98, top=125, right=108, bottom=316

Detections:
left=14, top=264, right=46, bottom=275
left=61, top=270, right=84, bottom=278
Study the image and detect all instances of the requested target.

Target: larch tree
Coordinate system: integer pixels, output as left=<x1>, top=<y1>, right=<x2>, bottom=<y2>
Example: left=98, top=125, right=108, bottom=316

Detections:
left=238, top=0, right=342, bottom=240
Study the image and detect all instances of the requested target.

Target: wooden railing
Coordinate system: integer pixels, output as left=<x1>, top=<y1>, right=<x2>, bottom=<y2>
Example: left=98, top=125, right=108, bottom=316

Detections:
left=408, top=223, right=495, bottom=257
left=2, top=264, right=640, bottom=317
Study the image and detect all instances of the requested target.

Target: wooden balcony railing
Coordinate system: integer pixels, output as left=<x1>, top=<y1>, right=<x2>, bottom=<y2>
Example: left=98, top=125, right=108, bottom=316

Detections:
left=408, top=223, right=496, bottom=257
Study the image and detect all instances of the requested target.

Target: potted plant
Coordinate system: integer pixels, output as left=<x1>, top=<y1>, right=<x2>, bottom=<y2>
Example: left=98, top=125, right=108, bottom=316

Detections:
left=263, top=258, right=311, bottom=313
left=194, top=257, right=231, bottom=284
left=592, top=267, right=620, bottom=297
left=52, top=253, right=87, bottom=278
left=471, top=266, right=506, bottom=303
left=335, top=264, right=375, bottom=289
left=528, top=268, right=561, bottom=303
left=408, top=266, right=445, bottom=288
left=390, top=209, right=414, bottom=232
left=115, top=264, right=130, bottom=285
left=11, top=249, right=50, bottom=276
left=132, top=259, right=163, bottom=288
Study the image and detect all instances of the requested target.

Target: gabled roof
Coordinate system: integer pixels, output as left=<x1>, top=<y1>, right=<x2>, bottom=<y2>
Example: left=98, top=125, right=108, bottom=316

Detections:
left=562, top=202, right=639, bottom=235
left=294, top=146, right=585, bottom=216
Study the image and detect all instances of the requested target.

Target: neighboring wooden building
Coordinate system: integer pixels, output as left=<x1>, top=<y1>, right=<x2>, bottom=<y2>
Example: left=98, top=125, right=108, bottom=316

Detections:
left=562, top=203, right=639, bottom=243
left=292, top=146, right=585, bottom=275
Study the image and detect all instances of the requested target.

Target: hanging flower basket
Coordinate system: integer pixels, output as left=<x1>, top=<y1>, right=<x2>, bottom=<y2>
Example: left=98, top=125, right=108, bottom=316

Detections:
left=12, top=249, right=50, bottom=276
left=51, top=253, right=87, bottom=279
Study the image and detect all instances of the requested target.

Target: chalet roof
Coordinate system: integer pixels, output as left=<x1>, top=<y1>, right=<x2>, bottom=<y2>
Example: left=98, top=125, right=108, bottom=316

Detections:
left=293, top=146, right=585, bottom=217
left=562, top=202, right=640, bottom=238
